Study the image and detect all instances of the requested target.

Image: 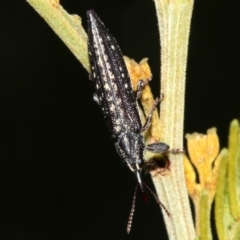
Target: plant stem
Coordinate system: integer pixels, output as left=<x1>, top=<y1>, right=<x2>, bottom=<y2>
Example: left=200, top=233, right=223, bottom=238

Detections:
left=26, top=0, right=90, bottom=72
left=215, top=148, right=229, bottom=240
left=152, top=0, right=195, bottom=239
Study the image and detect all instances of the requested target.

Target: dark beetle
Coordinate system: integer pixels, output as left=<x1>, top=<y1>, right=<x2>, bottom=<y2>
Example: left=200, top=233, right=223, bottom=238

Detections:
left=87, top=10, right=171, bottom=203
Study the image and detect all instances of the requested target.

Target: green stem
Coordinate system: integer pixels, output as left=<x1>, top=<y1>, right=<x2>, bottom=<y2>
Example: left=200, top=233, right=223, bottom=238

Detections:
left=152, top=0, right=195, bottom=239
left=228, top=120, right=240, bottom=220
left=199, top=191, right=212, bottom=240
left=214, top=148, right=229, bottom=240
left=26, top=0, right=90, bottom=72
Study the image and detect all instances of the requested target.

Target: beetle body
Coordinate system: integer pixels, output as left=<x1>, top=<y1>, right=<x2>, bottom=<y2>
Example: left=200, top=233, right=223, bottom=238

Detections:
left=87, top=10, right=170, bottom=202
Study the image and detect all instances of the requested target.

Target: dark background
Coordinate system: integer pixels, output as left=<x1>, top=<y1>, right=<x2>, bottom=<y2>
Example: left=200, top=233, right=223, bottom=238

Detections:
left=1, top=1, right=240, bottom=240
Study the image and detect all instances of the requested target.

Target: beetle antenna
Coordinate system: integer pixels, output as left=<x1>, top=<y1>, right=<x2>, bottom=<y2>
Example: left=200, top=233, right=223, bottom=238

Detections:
left=143, top=182, right=170, bottom=217
left=127, top=185, right=138, bottom=234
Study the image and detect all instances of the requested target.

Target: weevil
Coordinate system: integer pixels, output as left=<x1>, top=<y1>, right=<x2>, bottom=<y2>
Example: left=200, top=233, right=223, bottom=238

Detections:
left=87, top=10, right=177, bottom=232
